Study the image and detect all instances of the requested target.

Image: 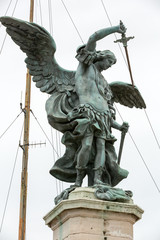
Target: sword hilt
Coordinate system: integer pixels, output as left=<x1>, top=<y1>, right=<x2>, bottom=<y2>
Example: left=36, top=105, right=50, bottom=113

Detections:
left=114, top=28, right=135, bottom=87
left=114, top=33, right=134, bottom=47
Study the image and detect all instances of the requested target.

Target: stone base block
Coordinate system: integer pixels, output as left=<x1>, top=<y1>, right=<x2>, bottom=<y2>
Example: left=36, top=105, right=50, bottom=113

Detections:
left=44, top=187, right=143, bottom=240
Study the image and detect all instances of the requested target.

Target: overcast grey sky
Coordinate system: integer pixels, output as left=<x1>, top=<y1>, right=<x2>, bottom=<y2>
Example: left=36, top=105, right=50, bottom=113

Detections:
left=0, top=0, right=160, bottom=239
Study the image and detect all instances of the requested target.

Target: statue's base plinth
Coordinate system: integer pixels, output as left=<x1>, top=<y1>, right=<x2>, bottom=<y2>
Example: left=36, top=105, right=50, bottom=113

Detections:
left=44, top=187, right=143, bottom=240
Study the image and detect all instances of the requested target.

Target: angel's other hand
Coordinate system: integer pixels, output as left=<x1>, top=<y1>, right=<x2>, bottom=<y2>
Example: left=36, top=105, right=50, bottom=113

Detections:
left=120, top=122, right=129, bottom=133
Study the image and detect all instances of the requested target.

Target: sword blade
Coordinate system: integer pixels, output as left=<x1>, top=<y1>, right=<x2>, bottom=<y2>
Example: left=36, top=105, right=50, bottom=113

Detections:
left=118, top=131, right=126, bottom=165
left=124, top=46, right=135, bottom=87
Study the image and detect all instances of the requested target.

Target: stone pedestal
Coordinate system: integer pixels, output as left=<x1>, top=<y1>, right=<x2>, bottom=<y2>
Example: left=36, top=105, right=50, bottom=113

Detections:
left=43, top=187, right=143, bottom=240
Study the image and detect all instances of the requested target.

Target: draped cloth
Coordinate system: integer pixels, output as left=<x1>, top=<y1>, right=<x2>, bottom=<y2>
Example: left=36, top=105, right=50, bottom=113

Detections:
left=45, top=91, right=129, bottom=187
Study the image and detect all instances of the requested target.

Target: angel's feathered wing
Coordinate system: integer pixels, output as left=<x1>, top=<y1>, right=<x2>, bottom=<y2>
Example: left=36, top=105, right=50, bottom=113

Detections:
left=0, top=16, right=76, bottom=94
left=109, top=81, right=146, bottom=109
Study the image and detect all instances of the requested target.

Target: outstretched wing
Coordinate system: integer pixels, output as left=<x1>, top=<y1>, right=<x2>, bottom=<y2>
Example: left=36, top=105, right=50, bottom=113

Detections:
left=109, top=81, right=146, bottom=109
left=0, top=16, right=76, bottom=94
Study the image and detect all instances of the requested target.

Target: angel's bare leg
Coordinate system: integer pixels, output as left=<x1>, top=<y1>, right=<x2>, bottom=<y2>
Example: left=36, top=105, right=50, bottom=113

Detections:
left=75, top=135, right=93, bottom=186
left=94, top=137, right=106, bottom=185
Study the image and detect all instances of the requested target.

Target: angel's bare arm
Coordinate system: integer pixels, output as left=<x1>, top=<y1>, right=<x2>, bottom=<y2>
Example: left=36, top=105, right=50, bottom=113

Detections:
left=86, top=21, right=126, bottom=51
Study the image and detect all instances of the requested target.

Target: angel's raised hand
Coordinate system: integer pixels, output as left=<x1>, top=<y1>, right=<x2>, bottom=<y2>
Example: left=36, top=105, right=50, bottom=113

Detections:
left=117, top=20, right=127, bottom=34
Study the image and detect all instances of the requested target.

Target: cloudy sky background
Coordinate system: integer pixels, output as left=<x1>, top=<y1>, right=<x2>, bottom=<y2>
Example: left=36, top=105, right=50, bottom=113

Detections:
left=0, top=0, right=160, bottom=239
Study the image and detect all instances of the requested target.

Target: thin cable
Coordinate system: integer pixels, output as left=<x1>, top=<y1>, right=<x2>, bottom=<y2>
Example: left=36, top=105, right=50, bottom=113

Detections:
left=100, top=0, right=128, bottom=67
left=60, top=0, right=84, bottom=44
left=0, top=33, right=7, bottom=55
left=39, top=0, right=43, bottom=26
left=57, top=131, right=64, bottom=190
left=50, top=0, right=54, bottom=36
left=56, top=130, right=63, bottom=192
left=0, top=111, right=23, bottom=140
left=55, top=130, right=61, bottom=193
left=114, top=104, right=160, bottom=193
left=30, top=110, right=59, bottom=157
left=11, top=0, right=19, bottom=17
left=0, top=122, right=24, bottom=232
left=58, top=132, right=62, bottom=156
left=35, top=0, right=38, bottom=23
left=48, top=2, right=65, bottom=192
left=0, top=0, right=19, bottom=54
left=48, top=0, right=51, bottom=33
left=47, top=5, right=63, bottom=193
left=50, top=129, right=56, bottom=164
left=50, top=128, right=59, bottom=195
left=55, top=130, right=59, bottom=156
left=50, top=0, right=54, bottom=35
left=0, top=0, right=13, bottom=28
left=129, top=132, right=160, bottom=193
left=144, top=109, right=160, bottom=149
left=35, top=0, right=43, bottom=26
left=48, top=0, right=53, bottom=35
left=4, top=0, right=13, bottom=15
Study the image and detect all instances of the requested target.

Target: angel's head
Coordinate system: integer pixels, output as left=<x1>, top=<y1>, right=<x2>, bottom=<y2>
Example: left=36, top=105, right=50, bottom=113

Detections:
left=94, top=50, right=117, bottom=71
left=94, top=50, right=116, bottom=64
left=76, top=45, right=116, bottom=71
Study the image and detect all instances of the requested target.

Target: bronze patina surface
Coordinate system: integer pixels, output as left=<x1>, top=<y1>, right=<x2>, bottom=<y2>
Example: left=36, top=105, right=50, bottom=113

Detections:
left=0, top=17, right=146, bottom=201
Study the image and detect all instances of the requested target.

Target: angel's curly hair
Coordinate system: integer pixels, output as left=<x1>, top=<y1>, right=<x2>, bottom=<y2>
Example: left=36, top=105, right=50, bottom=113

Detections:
left=94, top=50, right=117, bottom=64
left=76, top=44, right=116, bottom=65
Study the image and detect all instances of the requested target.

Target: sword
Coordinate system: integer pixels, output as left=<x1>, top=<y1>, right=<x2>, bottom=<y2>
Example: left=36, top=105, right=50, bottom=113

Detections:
left=114, top=21, right=135, bottom=87
left=118, top=122, right=129, bottom=165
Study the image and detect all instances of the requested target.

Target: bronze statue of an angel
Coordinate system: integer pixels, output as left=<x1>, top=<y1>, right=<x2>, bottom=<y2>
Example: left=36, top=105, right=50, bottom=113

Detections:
left=0, top=17, right=146, bottom=191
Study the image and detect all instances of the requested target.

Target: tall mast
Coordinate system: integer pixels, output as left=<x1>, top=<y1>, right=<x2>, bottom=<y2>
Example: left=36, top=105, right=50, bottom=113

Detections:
left=18, top=1, right=34, bottom=240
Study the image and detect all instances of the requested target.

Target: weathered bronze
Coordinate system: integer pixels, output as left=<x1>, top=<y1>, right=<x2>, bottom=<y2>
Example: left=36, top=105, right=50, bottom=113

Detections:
left=0, top=17, right=146, bottom=201
left=114, top=20, right=135, bottom=86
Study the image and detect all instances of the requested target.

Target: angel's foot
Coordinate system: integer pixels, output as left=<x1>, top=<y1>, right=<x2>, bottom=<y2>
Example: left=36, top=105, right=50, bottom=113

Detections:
left=93, top=166, right=105, bottom=186
left=70, top=183, right=81, bottom=188
left=72, top=166, right=86, bottom=187
left=94, top=179, right=105, bottom=185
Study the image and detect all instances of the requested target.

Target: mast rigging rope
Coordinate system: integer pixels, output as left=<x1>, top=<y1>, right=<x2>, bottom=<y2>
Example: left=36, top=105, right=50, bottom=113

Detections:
left=30, top=109, right=59, bottom=157
left=0, top=111, right=23, bottom=140
left=0, top=122, right=24, bottom=233
left=115, top=104, right=160, bottom=193
left=0, top=0, right=20, bottom=54
left=100, top=0, right=128, bottom=67
left=38, top=0, right=43, bottom=26
left=47, top=1, right=64, bottom=192
left=48, top=0, right=53, bottom=35
left=60, top=0, right=84, bottom=44
left=50, top=128, right=59, bottom=195
left=0, top=0, right=14, bottom=28
left=144, top=109, right=160, bottom=149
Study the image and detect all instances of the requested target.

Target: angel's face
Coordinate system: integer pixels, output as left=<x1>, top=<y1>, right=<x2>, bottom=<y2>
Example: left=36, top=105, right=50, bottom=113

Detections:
left=102, top=58, right=115, bottom=70
left=96, top=57, right=115, bottom=72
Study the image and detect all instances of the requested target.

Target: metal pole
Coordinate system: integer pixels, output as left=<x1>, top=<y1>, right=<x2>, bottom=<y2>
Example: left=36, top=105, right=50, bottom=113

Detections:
left=18, top=1, right=34, bottom=240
